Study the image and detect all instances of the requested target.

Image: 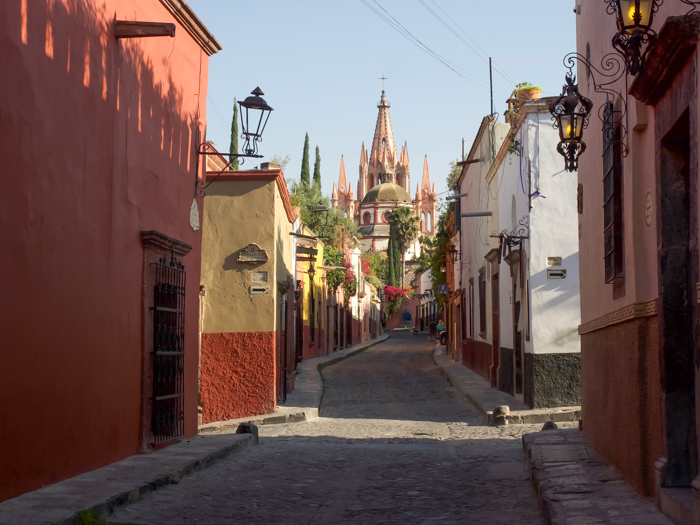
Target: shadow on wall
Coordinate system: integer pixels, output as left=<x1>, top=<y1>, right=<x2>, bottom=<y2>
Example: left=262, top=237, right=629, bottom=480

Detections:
left=0, top=0, right=203, bottom=503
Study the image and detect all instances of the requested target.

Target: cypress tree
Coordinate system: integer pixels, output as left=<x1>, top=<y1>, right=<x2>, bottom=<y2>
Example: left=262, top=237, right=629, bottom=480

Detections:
left=300, top=133, right=310, bottom=188
left=229, top=98, right=239, bottom=170
left=312, top=146, right=322, bottom=190
left=387, top=239, right=396, bottom=287
left=392, top=238, right=402, bottom=287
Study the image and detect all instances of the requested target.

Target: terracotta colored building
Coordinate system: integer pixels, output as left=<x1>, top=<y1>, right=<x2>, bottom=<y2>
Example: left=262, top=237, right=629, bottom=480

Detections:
left=574, top=2, right=700, bottom=519
left=0, top=0, right=219, bottom=502
left=199, top=160, right=297, bottom=422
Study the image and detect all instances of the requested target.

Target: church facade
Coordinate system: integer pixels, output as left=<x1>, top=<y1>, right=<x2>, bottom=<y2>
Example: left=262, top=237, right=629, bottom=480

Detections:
left=331, top=90, right=438, bottom=254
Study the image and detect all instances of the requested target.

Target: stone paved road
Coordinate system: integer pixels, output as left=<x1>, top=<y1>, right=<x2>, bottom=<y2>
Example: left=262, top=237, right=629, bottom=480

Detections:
left=110, top=331, right=569, bottom=525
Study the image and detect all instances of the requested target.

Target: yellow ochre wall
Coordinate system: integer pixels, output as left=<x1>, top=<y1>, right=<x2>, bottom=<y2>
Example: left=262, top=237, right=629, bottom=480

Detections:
left=202, top=179, right=280, bottom=334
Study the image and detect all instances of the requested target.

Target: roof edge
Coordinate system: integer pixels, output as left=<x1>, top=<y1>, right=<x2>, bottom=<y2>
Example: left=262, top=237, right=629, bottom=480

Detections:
left=159, top=0, right=222, bottom=56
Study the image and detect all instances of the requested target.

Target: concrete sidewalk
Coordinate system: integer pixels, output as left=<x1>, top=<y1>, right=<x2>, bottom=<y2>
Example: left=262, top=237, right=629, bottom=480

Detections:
left=199, top=334, right=391, bottom=434
left=523, top=429, right=673, bottom=525
left=433, top=345, right=580, bottom=425
left=0, top=433, right=256, bottom=525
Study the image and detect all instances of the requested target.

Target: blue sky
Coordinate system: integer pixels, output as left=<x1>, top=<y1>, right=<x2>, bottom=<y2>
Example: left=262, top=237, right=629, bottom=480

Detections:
left=188, top=0, right=576, bottom=198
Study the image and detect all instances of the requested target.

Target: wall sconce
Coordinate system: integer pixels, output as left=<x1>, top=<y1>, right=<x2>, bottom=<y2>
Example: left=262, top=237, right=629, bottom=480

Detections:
left=606, top=0, right=662, bottom=75
left=549, top=74, right=593, bottom=172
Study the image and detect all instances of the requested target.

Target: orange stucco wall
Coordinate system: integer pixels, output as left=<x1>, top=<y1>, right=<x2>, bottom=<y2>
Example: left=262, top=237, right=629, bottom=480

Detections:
left=200, top=332, right=276, bottom=423
left=0, top=0, right=210, bottom=501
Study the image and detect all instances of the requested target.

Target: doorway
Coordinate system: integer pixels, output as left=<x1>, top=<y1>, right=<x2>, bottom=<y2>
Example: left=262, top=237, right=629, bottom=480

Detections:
left=657, top=108, right=697, bottom=487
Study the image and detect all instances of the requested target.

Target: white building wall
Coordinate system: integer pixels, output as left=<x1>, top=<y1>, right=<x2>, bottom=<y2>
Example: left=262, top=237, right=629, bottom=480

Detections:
left=523, top=113, right=581, bottom=355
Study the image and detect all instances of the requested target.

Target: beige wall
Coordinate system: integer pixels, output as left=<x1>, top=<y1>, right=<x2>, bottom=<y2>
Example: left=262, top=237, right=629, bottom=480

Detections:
left=202, top=180, right=278, bottom=333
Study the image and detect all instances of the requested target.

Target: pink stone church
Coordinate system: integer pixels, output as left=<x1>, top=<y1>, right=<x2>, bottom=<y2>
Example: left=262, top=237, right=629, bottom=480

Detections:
left=331, top=90, right=438, bottom=254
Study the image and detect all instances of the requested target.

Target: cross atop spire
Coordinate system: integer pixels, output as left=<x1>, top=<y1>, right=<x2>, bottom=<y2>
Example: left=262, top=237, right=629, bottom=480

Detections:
left=379, top=73, right=388, bottom=90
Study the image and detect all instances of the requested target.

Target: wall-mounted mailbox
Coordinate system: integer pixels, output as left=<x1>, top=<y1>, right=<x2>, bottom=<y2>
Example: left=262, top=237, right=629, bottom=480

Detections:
left=249, top=286, right=269, bottom=295
left=547, top=269, right=566, bottom=279
left=547, top=256, right=562, bottom=267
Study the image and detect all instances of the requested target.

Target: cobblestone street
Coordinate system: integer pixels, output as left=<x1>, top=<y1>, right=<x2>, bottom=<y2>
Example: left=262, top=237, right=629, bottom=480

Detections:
left=110, top=331, right=560, bottom=525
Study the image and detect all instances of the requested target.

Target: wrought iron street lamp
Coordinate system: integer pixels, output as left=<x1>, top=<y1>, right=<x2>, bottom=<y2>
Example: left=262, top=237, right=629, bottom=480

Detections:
left=195, top=87, right=274, bottom=197
left=549, top=74, right=593, bottom=173
left=606, top=0, right=662, bottom=74
left=237, top=87, right=274, bottom=157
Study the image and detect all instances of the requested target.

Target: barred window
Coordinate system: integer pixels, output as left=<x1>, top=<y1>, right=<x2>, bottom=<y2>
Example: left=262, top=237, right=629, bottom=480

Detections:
left=603, top=101, right=623, bottom=283
left=478, top=269, right=486, bottom=335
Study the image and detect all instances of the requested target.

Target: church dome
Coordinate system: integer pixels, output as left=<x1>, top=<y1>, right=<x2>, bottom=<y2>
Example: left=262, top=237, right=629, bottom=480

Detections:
left=362, top=183, right=412, bottom=203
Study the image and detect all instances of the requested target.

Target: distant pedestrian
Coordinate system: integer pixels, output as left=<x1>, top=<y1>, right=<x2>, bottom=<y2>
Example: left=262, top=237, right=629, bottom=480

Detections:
left=427, top=320, right=437, bottom=342
left=437, top=320, right=444, bottom=332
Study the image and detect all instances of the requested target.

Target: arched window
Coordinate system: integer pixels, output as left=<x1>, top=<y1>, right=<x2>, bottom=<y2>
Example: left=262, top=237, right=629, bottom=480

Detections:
left=421, top=212, right=426, bottom=232
left=427, top=212, right=432, bottom=232
left=363, top=212, right=371, bottom=225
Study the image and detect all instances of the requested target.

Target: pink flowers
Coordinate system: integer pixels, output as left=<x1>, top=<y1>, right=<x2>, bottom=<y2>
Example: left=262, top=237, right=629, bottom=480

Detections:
left=384, top=286, right=408, bottom=301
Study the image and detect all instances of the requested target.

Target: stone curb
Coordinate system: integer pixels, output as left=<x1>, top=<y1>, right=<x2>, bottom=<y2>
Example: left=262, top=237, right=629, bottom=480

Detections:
left=522, top=429, right=673, bottom=525
left=432, top=346, right=580, bottom=425
left=0, top=433, right=256, bottom=525
left=199, top=334, right=391, bottom=435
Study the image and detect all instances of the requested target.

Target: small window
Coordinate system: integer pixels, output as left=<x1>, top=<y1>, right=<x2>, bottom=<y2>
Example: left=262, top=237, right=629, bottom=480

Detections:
left=383, top=211, right=392, bottom=223
left=363, top=212, right=371, bottom=225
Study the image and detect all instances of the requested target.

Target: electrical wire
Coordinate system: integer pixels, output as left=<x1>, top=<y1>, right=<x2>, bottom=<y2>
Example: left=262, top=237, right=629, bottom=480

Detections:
left=359, top=0, right=490, bottom=94
left=206, top=94, right=230, bottom=136
left=419, top=0, right=514, bottom=87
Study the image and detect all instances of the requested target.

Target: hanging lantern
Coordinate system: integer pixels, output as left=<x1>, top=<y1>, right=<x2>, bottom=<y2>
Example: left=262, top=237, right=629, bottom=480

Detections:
left=549, top=74, right=593, bottom=172
left=607, top=0, right=662, bottom=74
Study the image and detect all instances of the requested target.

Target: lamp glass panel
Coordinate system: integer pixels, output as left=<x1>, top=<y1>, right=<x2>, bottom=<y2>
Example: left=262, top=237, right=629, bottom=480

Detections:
left=619, top=0, right=653, bottom=32
left=573, top=115, right=585, bottom=140
left=559, top=114, right=573, bottom=141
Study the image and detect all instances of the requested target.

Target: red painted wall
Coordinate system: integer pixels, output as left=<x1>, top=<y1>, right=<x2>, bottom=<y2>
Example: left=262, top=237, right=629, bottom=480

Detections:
left=581, top=318, right=664, bottom=496
left=462, top=339, right=492, bottom=382
left=200, top=333, right=276, bottom=423
left=0, top=0, right=210, bottom=501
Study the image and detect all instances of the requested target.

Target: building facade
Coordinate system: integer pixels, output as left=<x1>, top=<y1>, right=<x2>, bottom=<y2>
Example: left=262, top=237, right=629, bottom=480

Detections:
left=575, top=4, right=700, bottom=519
left=0, top=0, right=219, bottom=502
left=457, top=99, right=582, bottom=409
left=332, top=90, right=437, bottom=255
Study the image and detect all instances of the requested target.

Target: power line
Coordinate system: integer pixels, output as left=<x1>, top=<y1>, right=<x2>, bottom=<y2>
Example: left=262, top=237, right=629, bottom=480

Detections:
left=206, top=94, right=230, bottom=137
left=359, top=0, right=490, bottom=94
left=419, top=0, right=514, bottom=87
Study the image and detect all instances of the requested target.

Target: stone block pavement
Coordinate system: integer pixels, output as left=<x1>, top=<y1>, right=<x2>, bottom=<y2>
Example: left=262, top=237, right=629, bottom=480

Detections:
left=0, top=334, right=389, bottom=525
left=523, top=429, right=673, bottom=525
left=199, top=334, right=390, bottom=434
left=433, top=345, right=580, bottom=425
left=0, top=433, right=255, bottom=525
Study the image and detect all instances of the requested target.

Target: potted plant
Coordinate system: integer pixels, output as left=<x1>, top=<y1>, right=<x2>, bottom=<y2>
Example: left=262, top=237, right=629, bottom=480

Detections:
left=515, top=82, right=543, bottom=106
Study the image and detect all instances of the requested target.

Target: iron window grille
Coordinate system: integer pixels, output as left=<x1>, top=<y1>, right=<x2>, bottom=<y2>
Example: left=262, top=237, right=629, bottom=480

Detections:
left=478, top=271, right=487, bottom=334
left=151, top=254, right=186, bottom=444
left=603, top=101, right=624, bottom=283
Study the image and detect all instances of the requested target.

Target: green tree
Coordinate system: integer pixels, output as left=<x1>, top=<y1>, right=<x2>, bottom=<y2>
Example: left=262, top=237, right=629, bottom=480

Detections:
left=300, top=133, right=310, bottom=189
left=289, top=183, right=359, bottom=246
left=229, top=98, right=239, bottom=170
left=386, top=238, right=396, bottom=286
left=388, top=207, right=421, bottom=287
left=313, top=146, right=322, bottom=191
left=447, top=159, right=462, bottom=190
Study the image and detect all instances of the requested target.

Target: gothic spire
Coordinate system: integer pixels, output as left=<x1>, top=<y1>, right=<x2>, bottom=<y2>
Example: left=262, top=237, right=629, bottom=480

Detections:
left=369, top=90, right=397, bottom=171
left=338, top=155, right=347, bottom=191
left=421, top=155, right=431, bottom=192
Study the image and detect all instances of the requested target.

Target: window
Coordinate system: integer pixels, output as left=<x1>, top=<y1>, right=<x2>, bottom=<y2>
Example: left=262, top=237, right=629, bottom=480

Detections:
left=478, top=269, right=486, bottom=335
left=603, top=101, right=624, bottom=283
left=383, top=211, right=392, bottom=223
left=469, top=278, right=474, bottom=338
left=363, top=212, right=371, bottom=225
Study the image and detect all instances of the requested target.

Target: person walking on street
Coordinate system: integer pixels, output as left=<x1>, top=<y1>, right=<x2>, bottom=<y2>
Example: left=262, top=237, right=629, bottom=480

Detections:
left=427, top=320, right=437, bottom=342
